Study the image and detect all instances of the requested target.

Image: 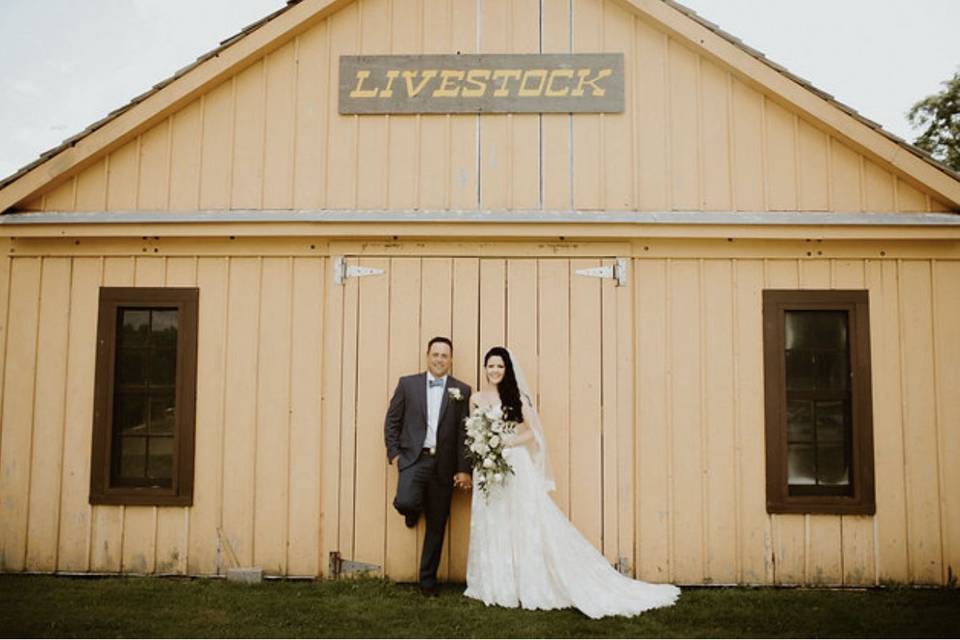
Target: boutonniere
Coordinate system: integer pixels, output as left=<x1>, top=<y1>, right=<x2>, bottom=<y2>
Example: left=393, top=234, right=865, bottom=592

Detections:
left=447, top=388, right=463, bottom=402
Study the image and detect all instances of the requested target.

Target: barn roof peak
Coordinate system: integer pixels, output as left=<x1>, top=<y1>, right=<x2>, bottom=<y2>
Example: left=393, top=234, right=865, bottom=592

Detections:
left=1, top=0, right=957, bottom=212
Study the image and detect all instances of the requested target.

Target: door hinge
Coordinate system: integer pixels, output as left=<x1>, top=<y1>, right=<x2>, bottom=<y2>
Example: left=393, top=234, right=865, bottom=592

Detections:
left=328, top=551, right=381, bottom=578
left=575, top=258, right=628, bottom=286
left=333, top=256, right=385, bottom=285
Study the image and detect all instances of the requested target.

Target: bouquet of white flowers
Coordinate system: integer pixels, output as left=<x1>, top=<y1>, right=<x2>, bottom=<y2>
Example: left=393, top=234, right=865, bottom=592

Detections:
left=464, top=404, right=517, bottom=498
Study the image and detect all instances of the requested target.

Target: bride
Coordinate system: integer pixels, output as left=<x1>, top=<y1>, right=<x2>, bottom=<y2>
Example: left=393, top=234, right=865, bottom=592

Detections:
left=463, top=346, right=680, bottom=618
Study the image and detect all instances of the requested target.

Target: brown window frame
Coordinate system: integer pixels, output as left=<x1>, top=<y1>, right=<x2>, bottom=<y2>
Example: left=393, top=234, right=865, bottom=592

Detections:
left=762, top=289, right=875, bottom=515
left=90, top=287, right=199, bottom=506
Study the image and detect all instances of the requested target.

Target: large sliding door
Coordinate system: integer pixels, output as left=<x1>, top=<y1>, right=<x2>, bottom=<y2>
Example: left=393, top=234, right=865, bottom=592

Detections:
left=322, top=256, right=635, bottom=581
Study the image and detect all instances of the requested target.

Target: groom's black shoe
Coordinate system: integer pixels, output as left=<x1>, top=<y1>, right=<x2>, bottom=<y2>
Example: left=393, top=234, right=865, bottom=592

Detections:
left=420, top=585, right=439, bottom=598
left=405, top=512, right=419, bottom=528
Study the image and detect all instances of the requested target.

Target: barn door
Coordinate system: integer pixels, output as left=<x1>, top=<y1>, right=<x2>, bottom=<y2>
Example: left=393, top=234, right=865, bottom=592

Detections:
left=322, top=256, right=636, bottom=581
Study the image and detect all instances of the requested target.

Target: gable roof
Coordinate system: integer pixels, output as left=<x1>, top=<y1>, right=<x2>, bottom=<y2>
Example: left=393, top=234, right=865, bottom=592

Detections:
left=1, top=0, right=958, bottom=213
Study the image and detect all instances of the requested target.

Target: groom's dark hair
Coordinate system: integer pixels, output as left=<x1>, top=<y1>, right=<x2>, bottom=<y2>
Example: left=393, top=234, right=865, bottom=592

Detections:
left=427, top=336, right=453, bottom=352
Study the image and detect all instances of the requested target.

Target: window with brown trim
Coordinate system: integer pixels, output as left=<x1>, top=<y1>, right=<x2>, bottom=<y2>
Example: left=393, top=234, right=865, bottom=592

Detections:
left=762, top=290, right=875, bottom=515
left=90, top=287, right=198, bottom=506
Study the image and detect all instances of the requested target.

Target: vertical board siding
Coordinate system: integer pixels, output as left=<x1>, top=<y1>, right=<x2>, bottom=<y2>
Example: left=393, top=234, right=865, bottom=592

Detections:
left=351, top=256, right=389, bottom=576
left=869, top=259, right=910, bottom=582
left=75, top=159, right=107, bottom=211
left=106, top=140, right=140, bottom=211
left=668, top=260, right=704, bottom=583
left=57, top=258, right=101, bottom=572
left=199, top=81, right=236, bottom=210
left=325, top=3, right=360, bottom=209
left=1, top=252, right=959, bottom=583
left=699, top=61, right=732, bottom=211
left=169, top=101, right=203, bottom=212
left=25, top=258, right=71, bottom=571
left=603, top=3, right=638, bottom=211
left=355, top=0, right=390, bottom=210
left=418, top=0, right=451, bottom=210
left=0, top=258, right=42, bottom=571
left=231, top=62, right=267, bottom=210
left=898, top=260, right=943, bottom=583
left=667, top=44, right=700, bottom=212
left=221, top=258, right=261, bottom=566
left=932, top=260, right=960, bottom=583
left=287, top=258, right=325, bottom=576
left=832, top=259, right=876, bottom=586
left=137, top=120, right=171, bottom=211
left=188, top=257, right=229, bottom=575
left=386, top=3, right=419, bottom=211
left=448, top=258, right=481, bottom=580
left=571, top=0, right=604, bottom=210
left=253, top=258, right=293, bottom=575
left=28, top=0, right=951, bottom=214
left=0, top=255, right=332, bottom=577
left=635, top=259, right=671, bottom=581
left=293, top=22, right=330, bottom=209
left=542, top=0, right=573, bottom=210
left=702, top=260, right=737, bottom=583
left=733, top=259, right=773, bottom=584
left=262, top=43, right=298, bottom=210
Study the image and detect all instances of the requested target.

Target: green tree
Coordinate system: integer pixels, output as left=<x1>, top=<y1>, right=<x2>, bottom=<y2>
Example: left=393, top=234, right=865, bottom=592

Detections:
left=908, top=68, right=960, bottom=172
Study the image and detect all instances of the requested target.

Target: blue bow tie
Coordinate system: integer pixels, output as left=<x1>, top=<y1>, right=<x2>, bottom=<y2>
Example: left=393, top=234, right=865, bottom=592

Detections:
left=428, top=379, right=444, bottom=388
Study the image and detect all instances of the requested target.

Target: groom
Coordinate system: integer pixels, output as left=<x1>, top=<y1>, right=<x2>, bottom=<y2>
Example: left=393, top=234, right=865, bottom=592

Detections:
left=384, top=336, right=472, bottom=596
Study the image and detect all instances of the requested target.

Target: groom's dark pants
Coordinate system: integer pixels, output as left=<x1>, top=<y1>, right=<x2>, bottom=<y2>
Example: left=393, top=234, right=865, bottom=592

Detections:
left=393, top=450, right=452, bottom=589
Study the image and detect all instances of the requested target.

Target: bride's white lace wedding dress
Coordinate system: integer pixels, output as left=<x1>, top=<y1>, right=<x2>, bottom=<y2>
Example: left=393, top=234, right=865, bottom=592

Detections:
left=464, top=401, right=680, bottom=619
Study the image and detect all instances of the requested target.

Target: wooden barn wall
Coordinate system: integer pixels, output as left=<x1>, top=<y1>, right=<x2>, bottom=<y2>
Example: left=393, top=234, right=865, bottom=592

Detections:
left=1, top=248, right=958, bottom=585
left=20, top=0, right=952, bottom=215
left=0, top=253, right=326, bottom=577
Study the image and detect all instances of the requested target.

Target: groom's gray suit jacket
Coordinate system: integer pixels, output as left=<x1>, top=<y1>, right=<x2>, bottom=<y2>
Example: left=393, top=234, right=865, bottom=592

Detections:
left=384, top=372, right=471, bottom=481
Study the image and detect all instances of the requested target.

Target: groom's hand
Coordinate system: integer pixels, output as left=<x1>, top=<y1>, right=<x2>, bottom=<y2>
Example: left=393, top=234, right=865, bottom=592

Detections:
left=453, top=472, right=472, bottom=490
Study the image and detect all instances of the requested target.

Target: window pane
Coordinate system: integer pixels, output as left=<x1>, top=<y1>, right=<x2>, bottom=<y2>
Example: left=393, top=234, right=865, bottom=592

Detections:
left=115, top=394, right=147, bottom=435
left=817, top=444, right=850, bottom=486
left=150, top=396, right=176, bottom=435
left=148, top=348, right=177, bottom=386
left=787, top=400, right=814, bottom=443
left=785, top=350, right=816, bottom=391
left=147, top=436, right=174, bottom=483
left=788, top=444, right=816, bottom=485
left=119, top=310, right=150, bottom=347
left=785, top=311, right=847, bottom=350
left=816, top=400, right=848, bottom=444
left=118, top=436, right=147, bottom=479
left=817, top=350, right=850, bottom=392
left=152, top=310, right=178, bottom=347
left=116, top=348, right=147, bottom=385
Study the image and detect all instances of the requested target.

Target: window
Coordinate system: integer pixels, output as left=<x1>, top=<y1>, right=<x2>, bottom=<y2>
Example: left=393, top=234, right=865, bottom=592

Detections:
left=90, top=288, right=198, bottom=506
left=762, top=290, right=875, bottom=514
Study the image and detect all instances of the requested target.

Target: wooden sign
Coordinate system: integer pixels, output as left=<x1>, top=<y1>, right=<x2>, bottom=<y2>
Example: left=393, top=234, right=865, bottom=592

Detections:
left=339, top=53, right=624, bottom=114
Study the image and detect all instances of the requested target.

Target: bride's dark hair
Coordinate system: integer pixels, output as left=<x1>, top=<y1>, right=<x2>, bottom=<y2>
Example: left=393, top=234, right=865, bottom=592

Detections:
left=484, top=347, right=523, bottom=423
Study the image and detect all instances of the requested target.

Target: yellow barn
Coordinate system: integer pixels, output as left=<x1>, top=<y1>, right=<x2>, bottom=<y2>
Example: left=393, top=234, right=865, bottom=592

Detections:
left=1, top=0, right=958, bottom=587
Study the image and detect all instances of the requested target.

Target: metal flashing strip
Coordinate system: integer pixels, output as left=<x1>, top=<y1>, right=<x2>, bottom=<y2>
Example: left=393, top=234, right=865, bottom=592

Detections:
left=2, top=209, right=959, bottom=227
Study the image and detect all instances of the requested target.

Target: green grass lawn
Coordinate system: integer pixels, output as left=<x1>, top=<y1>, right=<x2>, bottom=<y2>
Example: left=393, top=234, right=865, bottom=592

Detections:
left=1, top=575, right=958, bottom=638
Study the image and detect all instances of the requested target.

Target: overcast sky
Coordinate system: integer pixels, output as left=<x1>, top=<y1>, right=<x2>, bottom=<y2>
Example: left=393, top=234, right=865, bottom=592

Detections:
left=2, top=0, right=958, bottom=181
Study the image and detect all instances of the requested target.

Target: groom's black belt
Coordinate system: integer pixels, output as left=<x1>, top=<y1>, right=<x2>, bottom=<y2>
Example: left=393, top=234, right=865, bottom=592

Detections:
left=422, top=447, right=437, bottom=456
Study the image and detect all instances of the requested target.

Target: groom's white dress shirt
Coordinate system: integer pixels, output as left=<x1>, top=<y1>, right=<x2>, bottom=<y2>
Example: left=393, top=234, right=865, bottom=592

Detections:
left=424, top=373, right=447, bottom=449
